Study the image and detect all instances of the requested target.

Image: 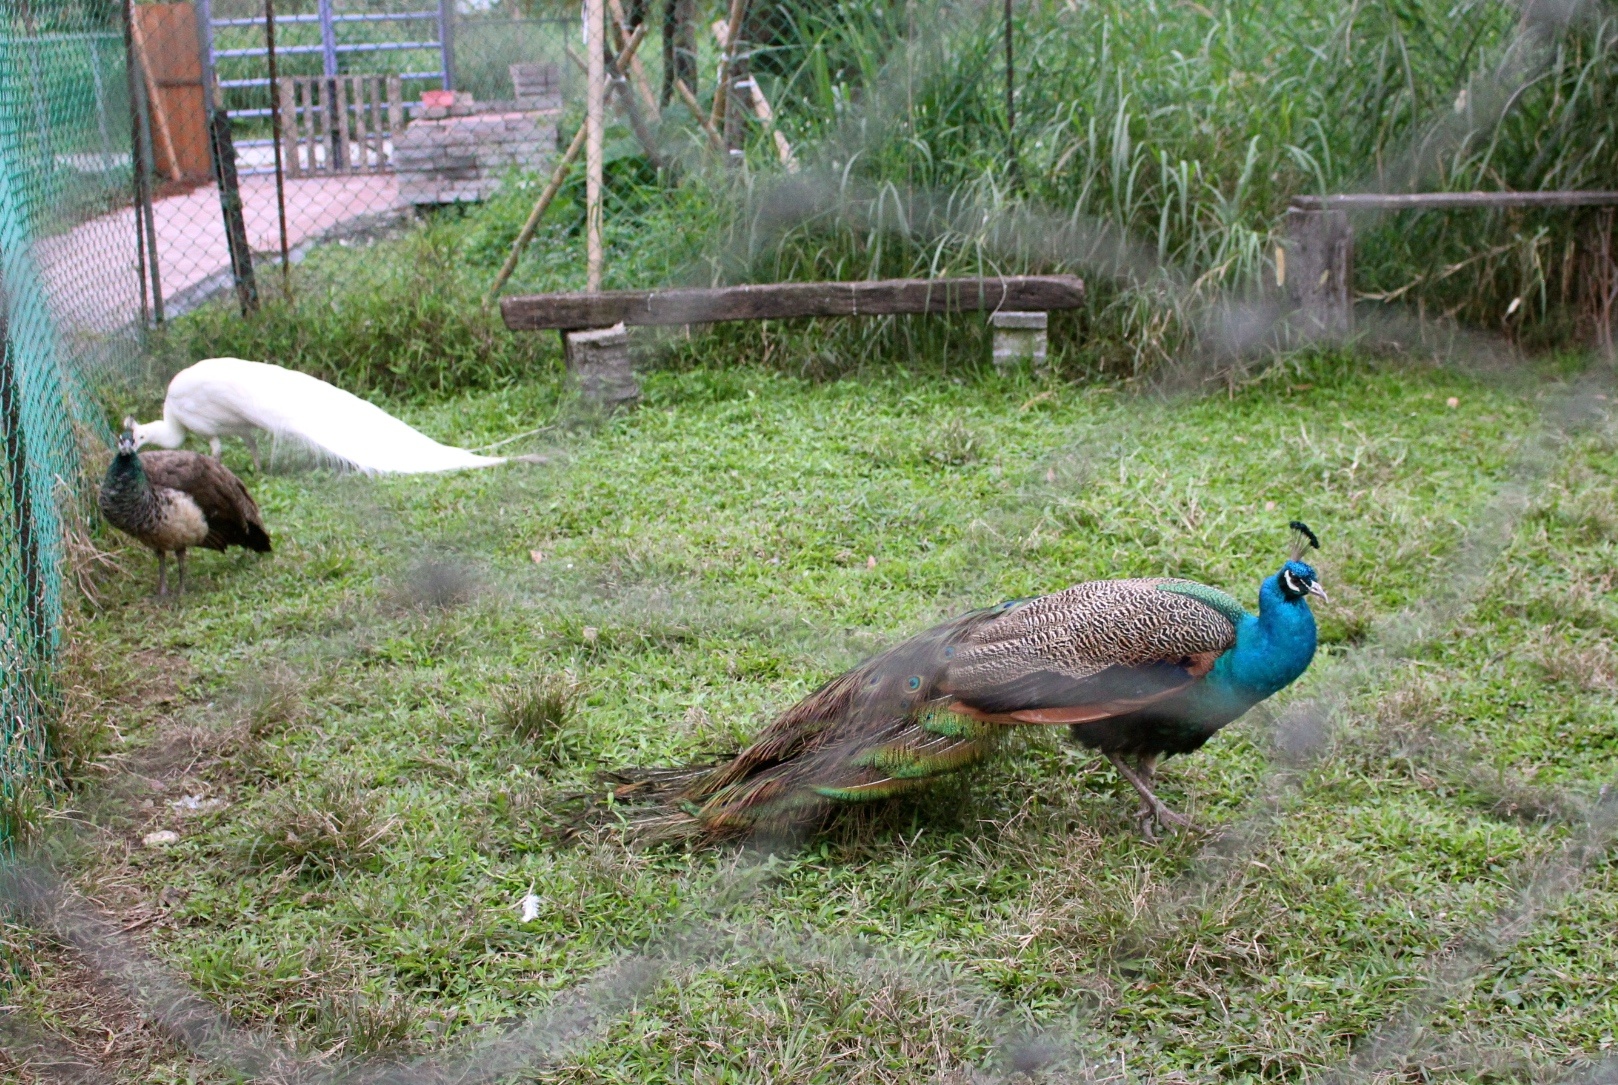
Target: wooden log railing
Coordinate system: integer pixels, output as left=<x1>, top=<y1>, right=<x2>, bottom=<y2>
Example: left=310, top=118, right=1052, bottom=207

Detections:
left=1293, top=191, right=1618, bottom=212
left=278, top=74, right=403, bottom=176
left=1284, top=190, right=1618, bottom=335
left=500, top=275, right=1086, bottom=332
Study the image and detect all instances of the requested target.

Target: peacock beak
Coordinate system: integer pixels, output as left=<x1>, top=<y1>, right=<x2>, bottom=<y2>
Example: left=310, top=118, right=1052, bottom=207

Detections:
left=1307, top=580, right=1328, bottom=602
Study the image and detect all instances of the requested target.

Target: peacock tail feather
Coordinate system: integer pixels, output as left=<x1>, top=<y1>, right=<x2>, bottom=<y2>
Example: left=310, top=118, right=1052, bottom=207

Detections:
left=602, top=605, right=1011, bottom=843
left=597, top=565, right=1325, bottom=847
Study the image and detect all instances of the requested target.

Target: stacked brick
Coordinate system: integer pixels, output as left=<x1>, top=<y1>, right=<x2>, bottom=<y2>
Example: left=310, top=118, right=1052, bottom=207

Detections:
left=395, top=92, right=560, bottom=205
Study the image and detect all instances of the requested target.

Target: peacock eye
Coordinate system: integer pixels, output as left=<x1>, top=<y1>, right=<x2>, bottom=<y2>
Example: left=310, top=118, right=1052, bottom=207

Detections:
left=942, top=646, right=955, bottom=659
left=906, top=676, right=922, bottom=690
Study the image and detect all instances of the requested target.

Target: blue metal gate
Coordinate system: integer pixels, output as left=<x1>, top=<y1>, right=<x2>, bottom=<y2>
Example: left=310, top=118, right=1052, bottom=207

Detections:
left=198, top=0, right=454, bottom=174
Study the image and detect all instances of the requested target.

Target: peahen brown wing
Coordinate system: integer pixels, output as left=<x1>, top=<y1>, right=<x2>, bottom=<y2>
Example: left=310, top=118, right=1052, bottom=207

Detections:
left=140, top=451, right=272, bottom=553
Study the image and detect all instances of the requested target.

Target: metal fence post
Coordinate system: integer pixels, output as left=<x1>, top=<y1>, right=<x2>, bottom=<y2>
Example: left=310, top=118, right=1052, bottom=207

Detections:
left=316, top=0, right=342, bottom=168
left=317, top=0, right=338, bottom=77
left=123, top=0, right=162, bottom=324
left=196, top=0, right=218, bottom=96
left=265, top=0, right=290, bottom=290
left=438, top=0, right=456, bottom=91
left=206, top=78, right=259, bottom=314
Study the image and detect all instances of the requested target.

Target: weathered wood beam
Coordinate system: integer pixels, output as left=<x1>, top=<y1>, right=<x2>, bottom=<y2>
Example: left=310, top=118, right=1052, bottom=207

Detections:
left=501, top=275, right=1085, bottom=331
left=1293, top=191, right=1618, bottom=212
left=1283, top=208, right=1353, bottom=337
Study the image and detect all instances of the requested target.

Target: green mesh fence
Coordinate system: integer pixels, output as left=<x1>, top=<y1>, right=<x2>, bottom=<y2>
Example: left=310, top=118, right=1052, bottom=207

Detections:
left=1, top=0, right=140, bottom=842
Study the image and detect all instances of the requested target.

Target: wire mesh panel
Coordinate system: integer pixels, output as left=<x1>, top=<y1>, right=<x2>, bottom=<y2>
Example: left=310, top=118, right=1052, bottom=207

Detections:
left=0, top=0, right=134, bottom=841
left=120, top=0, right=576, bottom=316
left=3, top=13, right=147, bottom=367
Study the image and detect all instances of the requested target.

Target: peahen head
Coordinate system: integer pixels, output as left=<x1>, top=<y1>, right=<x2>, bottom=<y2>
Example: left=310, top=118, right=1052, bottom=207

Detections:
left=106, top=431, right=146, bottom=485
left=1276, top=521, right=1327, bottom=602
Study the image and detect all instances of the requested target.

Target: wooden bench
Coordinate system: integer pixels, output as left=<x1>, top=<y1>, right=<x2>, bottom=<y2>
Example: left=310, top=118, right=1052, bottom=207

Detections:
left=501, top=275, right=1085, bottom=406
left=500, top=275, right=1085, bottom=330
left=278, top=74, right=403, bottom=176
left=1284, top=191, right=1618, bottom=334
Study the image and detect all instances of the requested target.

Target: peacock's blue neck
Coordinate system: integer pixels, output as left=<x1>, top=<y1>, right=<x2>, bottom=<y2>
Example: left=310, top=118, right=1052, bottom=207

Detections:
left=1202, top=573, right=1318, bottom=713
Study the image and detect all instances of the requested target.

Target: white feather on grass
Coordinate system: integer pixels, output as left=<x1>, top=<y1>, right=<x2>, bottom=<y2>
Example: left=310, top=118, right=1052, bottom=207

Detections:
left=128, top=357, right=545, bottom=474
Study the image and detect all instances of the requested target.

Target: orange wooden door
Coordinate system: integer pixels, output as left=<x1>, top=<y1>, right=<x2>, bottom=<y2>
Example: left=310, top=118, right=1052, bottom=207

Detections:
left=133, top=3, right=212, bottom=183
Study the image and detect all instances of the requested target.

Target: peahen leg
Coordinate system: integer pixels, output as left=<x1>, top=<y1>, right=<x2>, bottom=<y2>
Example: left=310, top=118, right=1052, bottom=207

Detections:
left=155, top=551, right=167, bottom=597
left=244, top=433, right=262, bottom=472
left=1105, top=752, right=1200, bottom=840
left=175, top=549, right=187, bottom=597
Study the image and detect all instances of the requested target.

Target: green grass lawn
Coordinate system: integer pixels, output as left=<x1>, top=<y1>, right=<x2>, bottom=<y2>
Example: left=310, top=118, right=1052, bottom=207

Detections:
left=21, top=348, right=1618, bottom=1083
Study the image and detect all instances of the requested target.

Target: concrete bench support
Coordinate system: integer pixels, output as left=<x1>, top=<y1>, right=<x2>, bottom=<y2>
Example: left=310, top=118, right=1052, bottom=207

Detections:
left=990, top=310, right=1048, bottom=371
left=564, top=323, right=639, bottom=408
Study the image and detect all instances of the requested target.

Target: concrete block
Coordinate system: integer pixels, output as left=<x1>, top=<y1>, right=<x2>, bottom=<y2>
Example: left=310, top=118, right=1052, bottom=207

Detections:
left=565, top=324, right=639, bottom=408
left=990, top=310, right=1049, bottom=371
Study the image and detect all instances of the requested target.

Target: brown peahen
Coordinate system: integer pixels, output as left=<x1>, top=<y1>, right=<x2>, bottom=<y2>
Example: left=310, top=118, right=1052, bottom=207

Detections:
left=99, top=432, right=272, bottom=597
left=608, top=523, right=1327, bottom=844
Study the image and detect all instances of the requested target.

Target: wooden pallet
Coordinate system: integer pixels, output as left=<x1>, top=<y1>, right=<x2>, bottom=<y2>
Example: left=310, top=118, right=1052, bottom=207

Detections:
left=278, top=74, right=403, bottom=176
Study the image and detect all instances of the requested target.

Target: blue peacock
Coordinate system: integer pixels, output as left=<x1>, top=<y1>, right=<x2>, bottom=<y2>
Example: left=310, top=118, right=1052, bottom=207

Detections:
left=609, top=522, right=1327, bottom=843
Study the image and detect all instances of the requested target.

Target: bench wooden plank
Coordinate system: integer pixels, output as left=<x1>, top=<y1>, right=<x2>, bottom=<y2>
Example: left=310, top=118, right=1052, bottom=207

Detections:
left=1293, top=191, right=1618, bottom=211
left=500, top=275, right=1085, bottom=330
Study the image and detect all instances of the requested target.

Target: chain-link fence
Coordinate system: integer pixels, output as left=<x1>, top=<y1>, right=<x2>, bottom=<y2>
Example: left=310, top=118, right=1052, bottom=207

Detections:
left=119, top=0, right=577, bottom=317
left=118, top=0, right=842, bottom=320
left=0, top=0, right=140, bottom=842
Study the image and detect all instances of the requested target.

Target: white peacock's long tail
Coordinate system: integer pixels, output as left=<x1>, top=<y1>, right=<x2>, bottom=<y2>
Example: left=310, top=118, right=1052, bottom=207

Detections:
left=130, top=357, right=535, bottom=475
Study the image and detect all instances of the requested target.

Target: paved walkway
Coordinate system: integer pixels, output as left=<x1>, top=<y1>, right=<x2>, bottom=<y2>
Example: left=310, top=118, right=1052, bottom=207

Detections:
left=35, top=173, right=404, bottom=341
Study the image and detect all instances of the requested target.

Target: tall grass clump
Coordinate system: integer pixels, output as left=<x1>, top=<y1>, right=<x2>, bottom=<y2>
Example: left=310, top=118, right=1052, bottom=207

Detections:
left=155, top=0, right=1618, bottom=391
left=716, top=0, right=1618, bottom=365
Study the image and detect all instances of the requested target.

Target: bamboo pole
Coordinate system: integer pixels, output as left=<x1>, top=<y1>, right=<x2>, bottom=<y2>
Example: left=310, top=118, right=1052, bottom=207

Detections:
left=674, top=77, right=723, bottom=151
left=129, top=13, right=182, bottom=182
left=567, top=23, right=659, bottom=166
left=607, top=0, right=659, bottom=121
left=736, top=75, right=796, bottom=171
left=484, top=122, right=588, bottom=307
left=585, top=0, right=605, bottom=292
left=707, top=0, right=748, bottom=137
left=606, top=25, right=661, bottom=171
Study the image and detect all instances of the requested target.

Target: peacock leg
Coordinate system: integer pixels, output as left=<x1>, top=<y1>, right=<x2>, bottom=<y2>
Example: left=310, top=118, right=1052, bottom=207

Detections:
left=154, top=551, right=167, bottom=597
left=244, top=434, right=262, bottom=472
left=209, top=436, right=222, bottom=459
left=1105, top=752, right=1200, bottom=839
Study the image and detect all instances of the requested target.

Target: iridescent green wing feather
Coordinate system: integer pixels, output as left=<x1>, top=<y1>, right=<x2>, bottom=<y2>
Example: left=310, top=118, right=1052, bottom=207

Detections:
left=1154, top=580, right=1249, bottom=624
